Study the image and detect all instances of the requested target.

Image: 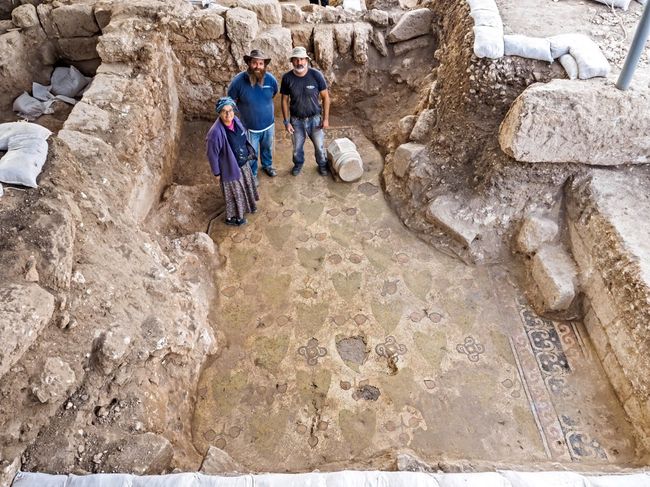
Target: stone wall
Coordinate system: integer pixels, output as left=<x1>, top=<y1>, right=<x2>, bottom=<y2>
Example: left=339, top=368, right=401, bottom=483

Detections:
left=567, top=170, right=650, bottom=454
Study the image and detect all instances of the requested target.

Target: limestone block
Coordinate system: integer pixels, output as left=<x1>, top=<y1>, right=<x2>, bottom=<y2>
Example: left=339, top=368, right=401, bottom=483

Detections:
left=65, top=102, right=111, bottom=134
left=57, top=36, right=99, bottom=61
left=226, top=7, right=259, bottom=69
left=31, top=357, right=76, bottom=403
left=602, top=351, right=634, bottom=403
left=409, top=108, right=435, bottom=143
left=291, top=24, right=314, bottom=52
left=237, top=0, right=282, bottom=25
left=52, top=4, right=100, bottom=37
left=97, top=30, right=146, bottom=63
left=104, top=433, right=172, bottom=474
left=586, top=271, right=618, bottom=328
left=531, top=244, right=577, bottom=311
left=194, top=10, right=226, bottom=40
left=393, top=35, right=430, bottom=56
left=253, top=26, right=292, bottom=75
left=398, top=114, right=416, bottom=141
left=0, top=457, right=20, bottom=487
left=12, top=4, right=39, bottom=29
left=393, top=142, right=425, bottom=178
left=97, top=329, right=132, bottom=375
left=365, top=8, right=389, bottom=27
left=516, top=214, right=558, bottom=254
left=353, top=22, right=372, bottom=64
left=281, top=3, right=303, bottom=24
left=334, top=23, right=354, bottom=55
left=314, top=25, right=335, bottom=70
left=34, top=199, right=76, bottom=291
left=0, top=20, right=13, bottom=35
left=0, top=283, right=55, bottom=380
left=200, top=446, right=243, bottom=474
left=94, top=6, right=112, bottom=30
left=499, top=79, right=650, bottom=165
left=372, top=29, right=388, bottom=57
left=37, top=4, right=57, bottom=38
left=387, top=8, right=433, bottom=43
left=426, top=195, right=481, bottom=249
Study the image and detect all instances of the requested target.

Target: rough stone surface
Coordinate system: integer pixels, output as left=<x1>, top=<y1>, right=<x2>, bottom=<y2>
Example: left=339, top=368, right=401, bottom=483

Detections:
left=365, top=8, right=389, bottom=27
left=499, top=78, right=650, bottom=165
left=103, top=433, right=173, bottom=474
left=281, top=3, right=303, bottom=24
left=426, top=195, right=481, bottom=249
left=372, top=29, right=388, bottom=57
left=200, top=446, right=243, bottom=474
left=531, top=244, right=577, bottom=312
left=97, top=328, right=132, bottom=375
left=314, top=25, right=335, bottom=70
left=290, top=24, right=315, bottom=53
left=253, top=26, right=292, bottom=78
left=393, top=35, right=431, bottom=56
left=11, top=4, right=39, bottom=29
left=0, top=283, right=55, bottom=380
left=226, top=7, right=259, bottom=70
left=516, top=214, right=559, bottom=254
left=387, top=8, right=433, bottom=43
left=334, top=23, right=354, bottom=55
left=392, top=142, right=425, bottom=178
left=31, top=357, right=76, bottom=403
left=398, top=115, right=417, bottom=141
left=193, top=10, right=226, bottom=40
left=237, top=0, right=282, bottom=26
left=396, top=451, right=435, bottom=472
left=352, top=22, right=372, bottom=64
left=409, top=108, right=436, bottom=143
left=52, top=4, right=100, bottom=37
left=57, top=36, right=99, bottom=61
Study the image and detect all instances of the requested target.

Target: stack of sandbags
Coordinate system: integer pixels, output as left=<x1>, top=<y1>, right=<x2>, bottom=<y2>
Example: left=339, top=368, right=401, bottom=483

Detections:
left=0, top=122, right=52, bottom=188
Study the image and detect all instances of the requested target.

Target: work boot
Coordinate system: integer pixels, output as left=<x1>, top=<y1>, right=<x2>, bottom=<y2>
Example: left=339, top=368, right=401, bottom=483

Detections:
left=291, top=165, right=302, bottom=176
left=263, top=166, right=277, bottom=177
left=317, top=165, right=329, bottom=176
left=225, top=217, right=247, bottom=226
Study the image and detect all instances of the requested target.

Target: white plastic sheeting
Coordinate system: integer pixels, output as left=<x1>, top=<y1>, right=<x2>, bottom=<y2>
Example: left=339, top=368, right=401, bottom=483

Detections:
left=11, top=471, right=650, bottom=487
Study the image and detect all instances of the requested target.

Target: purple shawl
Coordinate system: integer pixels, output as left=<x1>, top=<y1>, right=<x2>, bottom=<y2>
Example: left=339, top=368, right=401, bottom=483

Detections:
left=206, top=116, right=248, bottom=183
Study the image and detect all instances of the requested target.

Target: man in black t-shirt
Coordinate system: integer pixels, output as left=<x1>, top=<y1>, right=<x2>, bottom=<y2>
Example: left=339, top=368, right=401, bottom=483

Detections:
left=280, top=46, right=331, bottom=176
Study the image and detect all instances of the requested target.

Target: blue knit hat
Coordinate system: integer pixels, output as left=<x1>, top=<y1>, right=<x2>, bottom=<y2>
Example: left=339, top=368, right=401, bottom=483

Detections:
left=215, top=97, right=236, bottom=114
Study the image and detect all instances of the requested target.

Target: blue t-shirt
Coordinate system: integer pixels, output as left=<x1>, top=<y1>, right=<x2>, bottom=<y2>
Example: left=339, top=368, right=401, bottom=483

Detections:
left=280, top=68, right=328, bottom=119
left=227, top=72, right=278, bottom=131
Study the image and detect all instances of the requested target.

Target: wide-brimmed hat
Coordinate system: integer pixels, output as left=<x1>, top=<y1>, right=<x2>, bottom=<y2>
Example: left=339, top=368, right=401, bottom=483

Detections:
left=289, top=46, right=311, bottom=60
left=243, top=49, right=271, bottom=65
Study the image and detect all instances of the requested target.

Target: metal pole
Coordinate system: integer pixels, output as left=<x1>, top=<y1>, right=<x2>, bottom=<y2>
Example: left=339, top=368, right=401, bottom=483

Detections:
left=616, top=1, right=650, bottom=90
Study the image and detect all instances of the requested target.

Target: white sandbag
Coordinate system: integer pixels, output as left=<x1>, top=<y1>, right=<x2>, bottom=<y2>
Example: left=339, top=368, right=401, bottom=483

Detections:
left=500, top=470, right=588, bottom=487
left=65, top=473, right=134, bottom=486
left=570, top=38, right=610, bottom=79
left=548, top=33, right=588, bottom=59
left=586, top=473, right=650, bottom=487
left=0, top=133, right=50, bottom=187
left=593, top=0, right=632, bottom=9
left=504, top=34, right=553, bottom=62
left=13, top=92, right=54, bottom=120
left=51, top=65, right=91, bottom=98
left=0, top=122, right=52, bottom=150
left=471, top=8, right=503, bottom=28
left=559, top=53, right=578, bottom=79
left=0, top=183, right=3, bottom=197
left=11, top=471, right=68, bottom=487
left=466, top=0, right=499, bottom=11
left=473, top=25, right=504, bottom=58
left=637, top=0, right=647, bottom=5
left=33, top=82, right=54, bottom=102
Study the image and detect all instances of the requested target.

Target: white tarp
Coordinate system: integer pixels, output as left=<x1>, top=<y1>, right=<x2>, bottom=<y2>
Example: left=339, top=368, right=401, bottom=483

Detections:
left=11, top=470, right=650, bottom=487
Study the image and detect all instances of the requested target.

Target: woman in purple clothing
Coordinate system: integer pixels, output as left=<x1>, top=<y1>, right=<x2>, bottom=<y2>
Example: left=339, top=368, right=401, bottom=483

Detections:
left=206, top=97, right=259, bottom=226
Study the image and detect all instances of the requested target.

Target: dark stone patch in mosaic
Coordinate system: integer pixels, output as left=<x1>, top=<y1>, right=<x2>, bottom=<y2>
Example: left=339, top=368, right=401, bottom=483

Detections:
left=336, top=335, right=369, bottom=366
left=358, top=182, right=379, bottom=196
left=353, top=384, right=381, bottom=401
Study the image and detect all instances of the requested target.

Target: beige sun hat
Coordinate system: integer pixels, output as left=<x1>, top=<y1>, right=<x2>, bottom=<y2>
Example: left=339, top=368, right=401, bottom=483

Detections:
left=289, top=46, right=311, bottom=60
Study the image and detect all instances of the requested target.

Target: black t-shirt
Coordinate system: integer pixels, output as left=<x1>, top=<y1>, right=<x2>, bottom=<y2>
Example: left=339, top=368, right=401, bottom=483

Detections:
left=280, top=68, right=328, bottom=119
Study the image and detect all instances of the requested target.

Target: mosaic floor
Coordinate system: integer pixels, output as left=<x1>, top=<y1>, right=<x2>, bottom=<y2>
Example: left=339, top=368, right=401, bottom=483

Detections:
left=191, top=122, right=639, bottom=471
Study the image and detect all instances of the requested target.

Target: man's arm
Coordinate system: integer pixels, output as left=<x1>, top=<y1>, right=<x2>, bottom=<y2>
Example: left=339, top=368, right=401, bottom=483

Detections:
left=320, top=89, right=330, bottom=129
left=281, top=94, right=294, bottom=134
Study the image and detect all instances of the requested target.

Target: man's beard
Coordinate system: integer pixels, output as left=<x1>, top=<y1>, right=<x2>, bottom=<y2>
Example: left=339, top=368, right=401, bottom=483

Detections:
left=293, top=64, right=307, bottom=74
left=247, top=66, right=266, bottom=86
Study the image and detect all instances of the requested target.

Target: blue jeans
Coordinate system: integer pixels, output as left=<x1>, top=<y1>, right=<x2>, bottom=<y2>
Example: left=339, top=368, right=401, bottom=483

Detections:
left=247, top=126, right=274, bottom=177
left=291, top=115, right=327, bottom=169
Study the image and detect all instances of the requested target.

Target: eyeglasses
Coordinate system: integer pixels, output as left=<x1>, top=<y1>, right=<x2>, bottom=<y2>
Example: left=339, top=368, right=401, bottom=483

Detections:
left=221, top=108, right=234, bottom=114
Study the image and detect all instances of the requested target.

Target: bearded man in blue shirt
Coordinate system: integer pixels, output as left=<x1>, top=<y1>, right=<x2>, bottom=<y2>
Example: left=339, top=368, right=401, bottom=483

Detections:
left=227, top=49, right=279, bottom=179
